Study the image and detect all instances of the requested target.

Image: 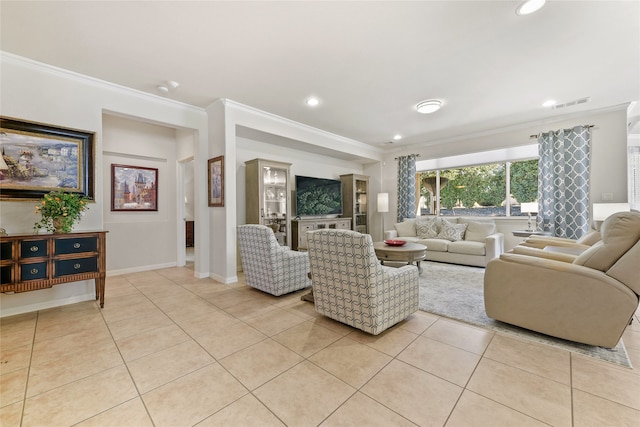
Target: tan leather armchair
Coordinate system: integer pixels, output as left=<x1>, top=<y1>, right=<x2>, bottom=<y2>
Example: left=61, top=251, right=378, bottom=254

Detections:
left=484, top=211, right=640, bottom=348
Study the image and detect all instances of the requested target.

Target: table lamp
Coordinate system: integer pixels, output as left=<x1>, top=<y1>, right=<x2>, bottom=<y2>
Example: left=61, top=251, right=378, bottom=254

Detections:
left=520, top=202, right=538, bottom=232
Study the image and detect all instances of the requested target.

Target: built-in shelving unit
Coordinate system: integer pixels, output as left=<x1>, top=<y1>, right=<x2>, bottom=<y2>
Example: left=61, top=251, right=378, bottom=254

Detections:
left=341, top=174, right=369, bottom=234
left=245, top=158, right=291, bottom=246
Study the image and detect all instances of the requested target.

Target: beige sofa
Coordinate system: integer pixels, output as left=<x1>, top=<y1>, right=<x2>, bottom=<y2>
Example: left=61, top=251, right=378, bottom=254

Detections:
left=384, top=216, right=504, bottom=267
left=484, top=211, right=640, bottom=348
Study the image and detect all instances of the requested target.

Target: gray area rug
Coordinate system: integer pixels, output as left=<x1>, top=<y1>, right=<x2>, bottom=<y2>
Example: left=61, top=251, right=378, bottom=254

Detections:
left=418, top=261, right=632, bottom=368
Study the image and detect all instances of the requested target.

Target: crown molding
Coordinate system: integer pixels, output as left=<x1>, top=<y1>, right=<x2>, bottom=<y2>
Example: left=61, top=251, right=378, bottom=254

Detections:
left=1, top=51, right=206, bottom=114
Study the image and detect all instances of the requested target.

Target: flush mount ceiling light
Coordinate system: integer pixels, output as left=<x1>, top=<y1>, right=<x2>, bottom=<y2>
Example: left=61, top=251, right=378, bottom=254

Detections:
left=393, top=134, right=402, bottom=141
left=305, top=97, right=320, bottom=107
left=416, top=100, right=442, bottom=114
left=516, top=0, right=546, bottom=16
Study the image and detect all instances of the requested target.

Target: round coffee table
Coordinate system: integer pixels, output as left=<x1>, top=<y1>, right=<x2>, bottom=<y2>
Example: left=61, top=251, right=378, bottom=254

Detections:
left=373, top=242, right=427, bottom=273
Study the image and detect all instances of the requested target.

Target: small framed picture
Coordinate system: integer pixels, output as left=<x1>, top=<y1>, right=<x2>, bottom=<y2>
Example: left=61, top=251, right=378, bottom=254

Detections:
left=208, top=155, right=224, bottom=207
left=111, top=164, right=158, bottom=211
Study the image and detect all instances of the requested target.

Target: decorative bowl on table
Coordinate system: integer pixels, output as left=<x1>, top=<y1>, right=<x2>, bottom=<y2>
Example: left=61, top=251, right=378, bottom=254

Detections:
left=384, top=239, right=407, bottom=246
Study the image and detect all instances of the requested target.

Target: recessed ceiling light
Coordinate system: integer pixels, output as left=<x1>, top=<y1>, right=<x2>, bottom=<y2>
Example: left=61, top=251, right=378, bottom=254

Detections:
left=542, top=99, right=556, bottom=107
left=156, top=85, right=169, bottom=94
left=166, top=80, right=180, bottom=89
left=416, top=100, right=442, bottom=114
left=305, top=97, right=320, bottom=107
left=393, top=134, right=402, bottom=141
left=516, top=0, right=546, bottom=16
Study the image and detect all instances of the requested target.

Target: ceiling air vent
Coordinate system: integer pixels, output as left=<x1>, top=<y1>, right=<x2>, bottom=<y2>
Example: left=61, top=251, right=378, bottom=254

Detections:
left=552, top=97, right=591, bottom=110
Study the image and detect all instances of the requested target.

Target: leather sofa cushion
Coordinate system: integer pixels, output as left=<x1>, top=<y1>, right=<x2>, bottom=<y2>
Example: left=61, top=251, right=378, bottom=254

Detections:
left=448, top=240, right=486, bottom=256
left=574, top=212, right=640, bottom=272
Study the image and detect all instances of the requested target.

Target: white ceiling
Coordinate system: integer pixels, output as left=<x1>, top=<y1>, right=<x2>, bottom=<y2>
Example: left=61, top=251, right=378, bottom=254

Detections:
left=1, top=1, right=639, bottom=150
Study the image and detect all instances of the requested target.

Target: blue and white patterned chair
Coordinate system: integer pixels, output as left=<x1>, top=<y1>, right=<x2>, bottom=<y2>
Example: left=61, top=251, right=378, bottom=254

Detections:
left=237, top=224, right=312, bottom=296
left=306, top=229, right=419, bottom=335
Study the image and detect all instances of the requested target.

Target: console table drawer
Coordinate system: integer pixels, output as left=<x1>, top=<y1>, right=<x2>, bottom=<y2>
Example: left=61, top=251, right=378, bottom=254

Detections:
left=1, top=241, right=12, bottom=260
left=55, top=237, right=97, bottom=254
left=20, top=262, right=48, bottom=281
left=55, top=257, right=98, bottom=277
left=20, top=240, right=48, bottom=258
left=1, top=265, right=13, bottom=284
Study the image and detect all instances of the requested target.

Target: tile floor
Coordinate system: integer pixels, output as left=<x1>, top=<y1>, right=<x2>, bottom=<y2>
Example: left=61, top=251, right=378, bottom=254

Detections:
left=1, top=264, right=639, bottom=426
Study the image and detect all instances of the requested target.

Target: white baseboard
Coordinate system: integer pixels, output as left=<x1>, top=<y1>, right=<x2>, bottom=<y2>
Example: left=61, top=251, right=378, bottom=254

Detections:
left=107, top=262, right=177, bottom=276
left=210, top=272, right=238, bottom=284
left=0, top=293, right=95, bottom=318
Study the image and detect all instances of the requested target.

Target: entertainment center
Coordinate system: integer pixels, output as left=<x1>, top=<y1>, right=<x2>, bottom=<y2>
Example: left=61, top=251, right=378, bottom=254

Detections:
left=244, top=158, right=370, bottom=250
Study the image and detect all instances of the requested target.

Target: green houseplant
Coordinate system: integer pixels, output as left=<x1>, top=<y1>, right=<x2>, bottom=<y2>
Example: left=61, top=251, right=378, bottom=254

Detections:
left=34, top=190, right=90, bottom=234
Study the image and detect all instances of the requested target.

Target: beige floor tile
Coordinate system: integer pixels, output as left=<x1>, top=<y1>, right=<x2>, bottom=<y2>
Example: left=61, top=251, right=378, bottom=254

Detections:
left=254, top=360, right=355, bottom=427
left=446, top=390, right=548, bottom=427
left=309, top=336, right=392, bottom=388
left=106, top=309, right=174, bottom=340
left=361, top=359, right=462, bottom=426
left=422, top=317, right=494, bottom=355
left=223, top=298, right=279, bottom=320
left=220, top=339, right=303, bottom=390
left=308, top=315, right=356, bottom=335
left=100, top=298, right=159, bottom=324
left=127, top=340, right=215, bottom=393
left=484, top=333, right=571, bottom=385
left=0, top=344, right=32, bottom=375
left=467, top=358, right=571, bottom=427
left=103, top=282, right=141, bottom=299
left=101, top=291, right=149, bottom=308
left=1, top=327, right=36, bottom=351
left=196, top=394, right=285, bottom=426
left=622, top=327, right=640, bottom=352
left=143, top=364, right=247, bottom=427
left=273, top=320, right=344, bottom=357
left=175, top=309, right=239, bottom=337
left=150, top=293, right=214, bottom=315
left=206, top=289, right=261, bottom=309
left=627, top=347, right=640, bottom=373
left=21, top=365, right=137, bottom=426
left=244, top=307, right=308, bottom=336
left=348, top=325, right=418, bottom=357
left=397, top=335, right=481, bottom=386
left=397, top=311, right=439, bottom=335
left=0, top=368, right=28, bottom=408
left=0, top=400, right=23, bottom=427
left=116, top=323, right=191, bottom=362
left=34, top=310, right=106, bottom=342
left=27, top=339, right=123, bottom=397
left=194, top=321, right=267, bottom=359
left=0, top=311, right=37, bottom=333
left=30, top=327, right=112, bottom=365
left=282, top=299, right=322, bottom=320
left=75, top=397, right=154, bottom=426
left=571, top=354, right=640, bottom=410
left=572, top=389, right=640, bottom=427
left=321, top=391, right=417, bottom=427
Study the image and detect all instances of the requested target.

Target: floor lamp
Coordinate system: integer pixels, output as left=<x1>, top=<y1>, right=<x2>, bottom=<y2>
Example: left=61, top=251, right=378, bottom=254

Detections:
left=377, top=193, right=389, bottom=239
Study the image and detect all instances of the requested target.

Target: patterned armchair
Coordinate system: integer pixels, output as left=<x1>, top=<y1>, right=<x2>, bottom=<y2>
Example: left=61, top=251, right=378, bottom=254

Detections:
left=306, top=229, right=419, bottom=335
left=237, top=224, right=312, bottom=296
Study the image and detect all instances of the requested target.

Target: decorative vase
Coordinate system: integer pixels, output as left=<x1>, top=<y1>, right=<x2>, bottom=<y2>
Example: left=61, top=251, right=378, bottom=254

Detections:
left=52, top=217, right=66, bottom=234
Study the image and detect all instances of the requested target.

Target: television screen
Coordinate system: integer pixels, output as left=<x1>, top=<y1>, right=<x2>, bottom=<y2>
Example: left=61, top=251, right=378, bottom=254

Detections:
left=295, top=175, right=342, bottom=217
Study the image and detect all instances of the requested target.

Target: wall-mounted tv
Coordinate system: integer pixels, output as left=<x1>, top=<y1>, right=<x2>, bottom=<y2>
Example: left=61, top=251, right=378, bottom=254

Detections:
left=295, top=175, right=342, bottom=217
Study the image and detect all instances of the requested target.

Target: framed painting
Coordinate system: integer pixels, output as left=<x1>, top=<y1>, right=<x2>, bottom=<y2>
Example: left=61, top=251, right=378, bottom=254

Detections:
left=0, top=117, right=95, bottom=201
left=208, top=155, right=224, bottom=207
left=111, top=164, right=158, bottom=211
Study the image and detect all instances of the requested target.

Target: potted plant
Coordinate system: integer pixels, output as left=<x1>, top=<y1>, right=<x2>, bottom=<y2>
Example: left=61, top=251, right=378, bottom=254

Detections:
left=34, top=190, right=90, bottom=234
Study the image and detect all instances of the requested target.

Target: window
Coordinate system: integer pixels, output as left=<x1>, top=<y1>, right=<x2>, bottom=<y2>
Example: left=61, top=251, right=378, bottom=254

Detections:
left=418, top=159, right=538, bottom=217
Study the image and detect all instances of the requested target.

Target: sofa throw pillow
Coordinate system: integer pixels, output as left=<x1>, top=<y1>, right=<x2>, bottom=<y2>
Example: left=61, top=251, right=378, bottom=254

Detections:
left=464, top=221, right=496, bottom=242
left=416, top=217, right=439, bottom=239
left=394, top=220, right=416, bottom=237
left=437, top=220, right=468, bottom=241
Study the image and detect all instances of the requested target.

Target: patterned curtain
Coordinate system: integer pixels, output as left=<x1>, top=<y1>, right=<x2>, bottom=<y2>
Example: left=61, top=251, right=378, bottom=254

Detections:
left=537, top=126, right=591, bottom=239
left=397, top=155, right=417, bottom=222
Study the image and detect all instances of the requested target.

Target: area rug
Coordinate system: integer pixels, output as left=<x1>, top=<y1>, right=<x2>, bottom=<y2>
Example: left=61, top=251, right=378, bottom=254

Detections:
left=418, top=261, right=632, bottom=368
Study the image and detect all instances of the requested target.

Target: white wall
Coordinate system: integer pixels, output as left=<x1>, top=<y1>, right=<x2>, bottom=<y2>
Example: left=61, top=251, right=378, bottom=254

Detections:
left=0, top=53, right=208, bottom=317
left=102, top=115, right=178, bottom=274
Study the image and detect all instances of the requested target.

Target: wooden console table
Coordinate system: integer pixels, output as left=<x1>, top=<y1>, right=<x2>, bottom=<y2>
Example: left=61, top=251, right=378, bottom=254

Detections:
left=0, top=231, right=107, bottom=307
